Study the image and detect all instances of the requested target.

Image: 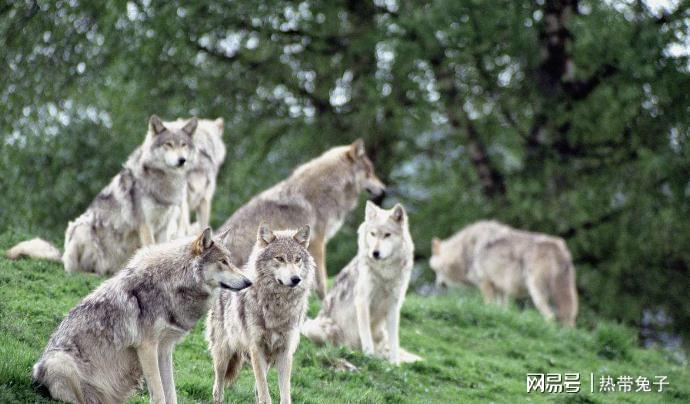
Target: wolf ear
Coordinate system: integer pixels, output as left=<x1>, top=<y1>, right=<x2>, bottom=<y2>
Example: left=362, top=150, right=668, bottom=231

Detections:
left=257, top=222, right=276, bottom=246
left=192, top=227, right=214, bottom=255
left=431, top=237, right=441, bottom=256
left=347, top=138, right=365, bottom=161
left=149, top=115, right=166, bottom=135
left=293, top=225, right=310, bottom=248
left=390, top=203, right=405, bottom=224
left=365, top=200, right=379, bottom=220
left=182, top=117, right=198, bottom=137
left=215, top=117, right=225, bottom=132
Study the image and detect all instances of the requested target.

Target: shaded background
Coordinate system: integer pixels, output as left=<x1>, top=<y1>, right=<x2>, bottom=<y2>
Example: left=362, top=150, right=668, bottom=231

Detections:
left=1, top=0, right=689, bottom=346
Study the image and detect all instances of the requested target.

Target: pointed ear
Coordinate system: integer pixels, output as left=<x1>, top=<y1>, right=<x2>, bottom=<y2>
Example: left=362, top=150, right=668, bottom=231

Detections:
left=215, top=117, right=225, bottom=132
left=293, top=225, right=310, bottom=248
left=347, top=138, right=365, bottom=161
left=182, top=117, right=198, bottom=137
left=365, top=200, right=379, bottom=220
left=432, top=238, right=441, bottom=256
left=390, top=203, right=405, bottom=224
left=192, top=227, right=214, bottom=255
left=257, top=222, right=276, bottom=247
left=149, top=115, right=166, bottom=135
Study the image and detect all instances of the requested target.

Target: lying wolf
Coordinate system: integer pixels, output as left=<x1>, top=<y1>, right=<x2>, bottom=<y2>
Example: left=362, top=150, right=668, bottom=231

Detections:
left=7, top=115, right=197, bottom=275
left=164, top=117, right=226, bottom=234
left=217, top=139, right=385, bottom=299
left=32, top=228, right=252, bottom=404
left=430, top=220, right=578, bottom=326
left=207, top=224, right=314, bottom=404
left=302, top=202, right=421, bottom=364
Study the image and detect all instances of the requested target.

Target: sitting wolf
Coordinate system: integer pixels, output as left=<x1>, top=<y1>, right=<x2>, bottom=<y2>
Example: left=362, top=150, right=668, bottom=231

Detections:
left=206, top=223, right=314, bottom=404
left=217, top=139, right=385, bottom=299
left=430, top=220, right=578, bottom=327
left=7, top=115, right=197, bottom=275
left=32, top=228, right=252, bottom=404
left=163, top=117, right=226, bottom=234
left=302, top=202, right=421, bottom=364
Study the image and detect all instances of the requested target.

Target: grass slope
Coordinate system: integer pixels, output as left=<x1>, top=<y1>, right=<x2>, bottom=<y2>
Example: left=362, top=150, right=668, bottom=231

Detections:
left=1, top=233, right=688, bottom=403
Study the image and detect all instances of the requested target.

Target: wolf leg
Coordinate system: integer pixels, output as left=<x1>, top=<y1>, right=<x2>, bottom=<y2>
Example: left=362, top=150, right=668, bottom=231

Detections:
left=197, top=197, right=211, bottom=230
left=385, top=306, right=401, bottom=365
left=526, top=276, right=555, bottom=322
left=479, top=280, right=497, bottom=305
left=138, top=223, right=156, bottom=246
left=276, top=348, right=293, bottom=404
left=158, top=339, right=177, bottom=404
left=211, top=343, right=232, bottom=403
left=137, top=342, right=166, bottom=404
left=355, top=293, right=375, bottom=355
left=250, top=346, right=272, bottom=404
left=309, top=237, right=327, bottom=299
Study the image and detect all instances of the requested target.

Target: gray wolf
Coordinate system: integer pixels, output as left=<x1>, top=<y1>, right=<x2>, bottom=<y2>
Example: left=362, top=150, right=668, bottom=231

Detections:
left=302, top=202, right=421, bottom=364
left=6, top=115, right=196, bottom=275
left=430, top=220, right=578, bottom=326
left=217, top=139, right=385, bottom=299
left=164, top=117, right=226, bottom=234
left=32, top=228, right=252, bottom=404
left=206, top=223, right=314, bottom=404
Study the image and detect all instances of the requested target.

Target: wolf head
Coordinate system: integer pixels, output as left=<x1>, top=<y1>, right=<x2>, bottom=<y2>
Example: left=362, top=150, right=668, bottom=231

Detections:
left=251, top=223, right=314, bottom=289
left=360, top=201, right=408, bottom=261
left=347, top=139, right=386, bottom=199
left=429, top=237, right=465, bottom=288
left=143, top=115, right=197, bottom=170
left=192, top=227, right=252, bottom=291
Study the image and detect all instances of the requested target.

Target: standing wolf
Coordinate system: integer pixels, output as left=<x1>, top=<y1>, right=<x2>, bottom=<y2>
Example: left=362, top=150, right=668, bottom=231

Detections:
left=302, top=202, right=421, bottom=364
left=206, top=224, right=314, bottom=404
left=430, top=220, right=578, bottom=326
left=32, top=228, right=252, bottom=404
left=6, top=115, right=196, bottom=275
left=217, top=139, right=385, bottom=299
left=163, top=117, right=226, bottom=234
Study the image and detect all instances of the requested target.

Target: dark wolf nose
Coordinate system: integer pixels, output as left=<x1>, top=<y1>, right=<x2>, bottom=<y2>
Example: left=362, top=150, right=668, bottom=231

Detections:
left=177, top=157, right=187, bottom=166
left=290, top=276, right=301, bottom=286
left=372, top=250, right=380, bottom=259
left=243, top=279, right=253, bottom=288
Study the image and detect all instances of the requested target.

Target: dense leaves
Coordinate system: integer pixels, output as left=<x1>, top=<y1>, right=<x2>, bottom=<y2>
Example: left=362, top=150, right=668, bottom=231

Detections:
left=1, top=0, right=689, bottom=343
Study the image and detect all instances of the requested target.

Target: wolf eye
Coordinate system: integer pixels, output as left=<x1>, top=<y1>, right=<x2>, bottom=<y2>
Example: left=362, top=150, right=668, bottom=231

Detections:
left=384, top=233, right=391, bottom=238
left=275, top=256, right=285, bottom=263
left=181, top=142, right=188, bottom=148
left=370, top=232, right=376, bottom=237
left=165, top=142, right=173, bottom=148
left=295, top=256, right=302, bottom=263
left=220, top=259, right=229, bottom=266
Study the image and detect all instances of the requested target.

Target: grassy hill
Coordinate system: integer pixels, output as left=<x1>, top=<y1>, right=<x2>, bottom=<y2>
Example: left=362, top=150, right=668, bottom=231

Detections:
left=1, top=232, right=688, bottom=403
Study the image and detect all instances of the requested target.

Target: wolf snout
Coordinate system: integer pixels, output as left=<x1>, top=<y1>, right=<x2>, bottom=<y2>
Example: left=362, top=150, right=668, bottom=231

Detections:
left=372, top=250, right=381, bottom=259
left=220, top=278, right=252, bottom=291
left=289, top=275, right=301, bottom=287
left=177, top=157, right=187, bottom=167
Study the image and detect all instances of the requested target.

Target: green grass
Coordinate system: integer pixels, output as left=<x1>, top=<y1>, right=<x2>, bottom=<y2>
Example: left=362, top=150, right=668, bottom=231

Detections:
left=1, top=232, right=688, bottom=403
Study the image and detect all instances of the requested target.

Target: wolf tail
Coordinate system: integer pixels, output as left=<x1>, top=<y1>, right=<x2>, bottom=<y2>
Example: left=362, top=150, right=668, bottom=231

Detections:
left=301, top=316, right=341, bottom=346
left=6, top=238, right=62, bottom=262
left=33, top=352, right=86, bottom=404
left=551, top=250, right=578, bottom=328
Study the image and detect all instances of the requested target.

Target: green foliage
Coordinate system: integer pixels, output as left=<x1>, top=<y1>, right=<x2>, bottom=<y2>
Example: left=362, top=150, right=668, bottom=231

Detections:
left=0, top=235, right=688, bottom=403
left=1, top=1, right=689, bottom=342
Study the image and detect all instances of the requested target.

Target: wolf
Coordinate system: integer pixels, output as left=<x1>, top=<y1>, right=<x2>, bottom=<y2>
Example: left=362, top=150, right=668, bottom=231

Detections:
left=206, top=223, right=314, bottom=404
left=6, top=115, right=196, bottom=275
left=302, top=202, right=421, bottom=364
left=32, top=228, right=252, bottom=404
left=430, top=220, right=578, bottom=327
left=217, top=139, right=385, bottom=299
left=163, top=117, right=226, bottom=234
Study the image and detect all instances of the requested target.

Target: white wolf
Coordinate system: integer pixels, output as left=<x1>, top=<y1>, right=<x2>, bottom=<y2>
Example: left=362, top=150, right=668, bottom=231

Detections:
left=302, top=202, right=422, bottom=364
left=32, top=228, right=252, bottom=404
left=206, top=224, right=314, bottom=404
left=7, top=115, right=196, bottom=275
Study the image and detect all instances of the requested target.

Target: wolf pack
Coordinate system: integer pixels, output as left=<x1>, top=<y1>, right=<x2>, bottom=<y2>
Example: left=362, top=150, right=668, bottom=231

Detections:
left=6, top=115, right=578, bottom=403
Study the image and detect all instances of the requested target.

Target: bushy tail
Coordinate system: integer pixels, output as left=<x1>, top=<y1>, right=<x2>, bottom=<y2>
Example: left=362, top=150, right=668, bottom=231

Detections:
left=302, top=316, right=340, bottom=346
left=33, top=352, right=86, bottom=404
left=552, top=260, right=578, bottom=328
left=6, top=238, right=61, bottom=262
